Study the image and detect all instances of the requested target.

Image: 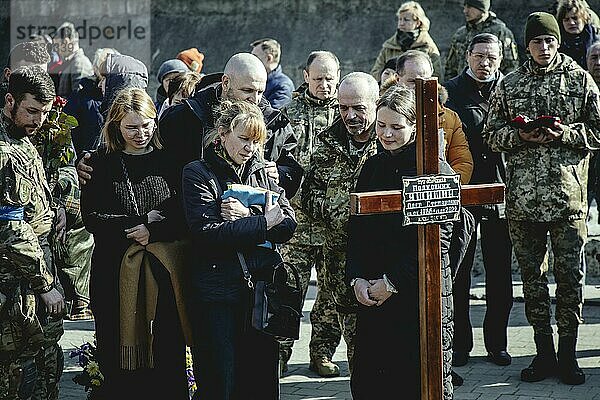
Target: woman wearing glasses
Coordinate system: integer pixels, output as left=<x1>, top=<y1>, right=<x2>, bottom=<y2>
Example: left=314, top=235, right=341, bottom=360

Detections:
left=81, top=87, right=189, bottom=398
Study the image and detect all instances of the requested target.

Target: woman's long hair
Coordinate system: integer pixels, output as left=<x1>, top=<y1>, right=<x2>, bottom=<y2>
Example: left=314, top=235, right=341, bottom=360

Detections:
left=102, top=87, right=161, bottom=152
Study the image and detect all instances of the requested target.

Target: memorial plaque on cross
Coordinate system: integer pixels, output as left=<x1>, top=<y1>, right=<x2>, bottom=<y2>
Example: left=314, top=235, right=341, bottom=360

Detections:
left=349, top=78, right=505, bottom=400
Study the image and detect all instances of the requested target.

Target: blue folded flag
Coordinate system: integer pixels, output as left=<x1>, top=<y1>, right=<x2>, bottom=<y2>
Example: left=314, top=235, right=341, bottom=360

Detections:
left=221, top=184, right=280, bottom=249
left=221, top=184, right=280, bottom=207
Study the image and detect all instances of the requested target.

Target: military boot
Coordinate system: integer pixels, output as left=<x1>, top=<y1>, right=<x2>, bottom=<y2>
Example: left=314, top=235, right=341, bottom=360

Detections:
left=521, top=334, right=558, bottom=382
left=558, top=336, right=585, bottom=385
left=309, top=356, right=340, bottom=377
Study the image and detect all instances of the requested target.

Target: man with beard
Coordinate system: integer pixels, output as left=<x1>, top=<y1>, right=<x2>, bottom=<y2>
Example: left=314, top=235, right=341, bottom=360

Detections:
left=445, top=33, right=514, bottom=369
left=280, top=51, right=341, bottom=376
left=301, top=72, right=379, bottom=372
left=0, top=66, right=65, bottom=400
left=445, top=0, right=519, bottom=80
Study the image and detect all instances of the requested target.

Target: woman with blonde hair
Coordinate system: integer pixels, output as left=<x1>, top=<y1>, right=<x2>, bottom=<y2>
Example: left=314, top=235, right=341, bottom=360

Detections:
left=556, top=0, right=599, bottom=68
left=182, top=100, right=296, bottom=399
left=81, top=87, right=189, bottom=398
left=370, top=1, right=442, bottom=81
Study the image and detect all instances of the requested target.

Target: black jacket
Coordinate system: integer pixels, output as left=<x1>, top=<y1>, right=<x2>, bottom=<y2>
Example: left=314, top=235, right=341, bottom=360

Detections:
left=64, top=76, right=103, bottom=155
left=181, top=144, right=297, bottom=302
left=346, top=145, right=421, bottom=296
left=444, top=68, right=505, bottom=185
left=159, top=74, right=303, bottom=197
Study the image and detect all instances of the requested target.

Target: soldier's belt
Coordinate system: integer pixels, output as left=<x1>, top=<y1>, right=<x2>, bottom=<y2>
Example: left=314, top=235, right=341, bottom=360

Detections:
left=0, top=206, right=24, bottom=221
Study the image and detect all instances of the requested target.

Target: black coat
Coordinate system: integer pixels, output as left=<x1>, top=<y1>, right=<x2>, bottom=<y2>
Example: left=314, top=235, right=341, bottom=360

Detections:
left=64, top=76, right=103, bottom=155
left=181, top=144, right=297, bottom=303
left=159, top=75, right=303, bottom=197
left=346, top=144, right=455, bottom=399
left=444, top=68, right=505, bottom=185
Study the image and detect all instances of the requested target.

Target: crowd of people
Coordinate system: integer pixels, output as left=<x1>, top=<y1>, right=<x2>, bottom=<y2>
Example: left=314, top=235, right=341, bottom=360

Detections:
left=1, top=0, right=600, bottom=399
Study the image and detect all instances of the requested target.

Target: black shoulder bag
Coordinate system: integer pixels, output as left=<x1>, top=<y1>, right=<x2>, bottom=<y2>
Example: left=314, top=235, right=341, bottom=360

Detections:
left=237, top=252, right=303, bottom=340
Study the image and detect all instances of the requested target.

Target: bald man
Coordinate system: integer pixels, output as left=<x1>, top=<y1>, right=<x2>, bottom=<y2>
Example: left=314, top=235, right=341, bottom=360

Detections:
left=301, top=72, right=380, bottom=375
left=159, top=52, right=301, bottom=195
left=77, top=53, right=301, bottom=197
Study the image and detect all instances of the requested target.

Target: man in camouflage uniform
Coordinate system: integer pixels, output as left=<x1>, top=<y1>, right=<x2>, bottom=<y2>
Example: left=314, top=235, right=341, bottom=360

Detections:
left=280, top=51, right=341, bottom=376
left=30, top=102, right=93, bottom=322
left=0, top=66, right=65, bottom=400
left=445, top=0, right=519, bottom=80
left=301, top=72, right=379, bottom=372
left=5, top=41, right=94, bottom=322
left=484, top=12, right=600, bottom=386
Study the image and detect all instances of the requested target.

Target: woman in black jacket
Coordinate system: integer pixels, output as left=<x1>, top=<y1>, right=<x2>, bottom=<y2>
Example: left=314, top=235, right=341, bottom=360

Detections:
left=182, top=100, right=297, bottom=400
left=80, top=88, right=188, bottom=399
left=346, top=85, right=454, bottom=399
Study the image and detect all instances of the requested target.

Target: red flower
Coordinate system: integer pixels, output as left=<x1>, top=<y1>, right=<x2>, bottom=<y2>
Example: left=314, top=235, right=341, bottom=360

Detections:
left=53, top=96, right=68, bottom=108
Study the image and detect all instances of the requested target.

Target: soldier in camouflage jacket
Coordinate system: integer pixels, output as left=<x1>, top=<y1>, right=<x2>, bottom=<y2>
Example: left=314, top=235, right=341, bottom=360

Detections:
left=0, top=67, right=65, bottom=400
left=484, top=12, right=600, bottom=386
left=301, top=73, right=379, bottom=371
left=279, top=51, right=342, bottom=376
left=445, top=0, right=519, bottom=80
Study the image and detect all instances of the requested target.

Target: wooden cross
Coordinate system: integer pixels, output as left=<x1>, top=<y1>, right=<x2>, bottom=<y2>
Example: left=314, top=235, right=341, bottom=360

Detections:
left=349, top=78, right=505, bottom=400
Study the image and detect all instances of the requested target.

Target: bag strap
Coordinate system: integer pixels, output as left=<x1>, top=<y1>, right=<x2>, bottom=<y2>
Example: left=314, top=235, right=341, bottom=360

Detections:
left=120, top=155, right=140, bottom=216
left=236, top=252, right=254, bottom=289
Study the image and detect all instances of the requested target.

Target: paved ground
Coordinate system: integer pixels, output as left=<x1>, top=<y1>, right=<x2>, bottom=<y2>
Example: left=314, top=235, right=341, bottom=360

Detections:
left=58, top=278, right=600, bottom=400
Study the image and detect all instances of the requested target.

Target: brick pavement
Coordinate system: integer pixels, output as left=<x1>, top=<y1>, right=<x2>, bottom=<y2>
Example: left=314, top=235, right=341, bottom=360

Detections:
left=58, top=279, right=600, bottom=400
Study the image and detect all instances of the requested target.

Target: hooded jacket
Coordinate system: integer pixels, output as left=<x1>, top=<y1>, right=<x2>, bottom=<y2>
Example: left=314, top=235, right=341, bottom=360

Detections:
left=370, top=30, right=443, bottom=81
left=100, top=54, right=149, bottom=118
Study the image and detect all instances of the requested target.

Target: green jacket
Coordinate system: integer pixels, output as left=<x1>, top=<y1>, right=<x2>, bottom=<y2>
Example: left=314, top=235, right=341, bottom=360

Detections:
left=0, top=116, right=54, bottom=294
left=285, top=85, right=339, bottom=246
left=445, top=12, right=519, bottom=81
left=484, top=53, right=600, bottom=222
left=301, top=118, right=378, bottom=245
left=370, top=30, right=443, bottom=81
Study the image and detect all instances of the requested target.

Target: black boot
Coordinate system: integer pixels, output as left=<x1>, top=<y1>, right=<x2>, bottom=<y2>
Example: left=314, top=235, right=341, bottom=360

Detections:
left=558, top=336, right=585, bottom=385
left=520, top=334, right=558, bottom=382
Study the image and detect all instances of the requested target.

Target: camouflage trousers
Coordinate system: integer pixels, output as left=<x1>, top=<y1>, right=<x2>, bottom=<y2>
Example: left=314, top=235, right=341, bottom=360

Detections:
left=508, top=219, right=586, bottom=337
left=310, top=242, right=357, bottom=368
left=278, top=242, right=341, bottom=364
left=54, top=226, right=93, bottom=306
left=0, top=358, right=38, bottom=400
left=31, top=236, right=64, bottom=400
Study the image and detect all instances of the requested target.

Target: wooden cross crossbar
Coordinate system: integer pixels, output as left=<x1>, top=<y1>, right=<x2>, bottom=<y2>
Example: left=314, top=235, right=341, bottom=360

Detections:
left=349, top=78, right=505, bottom=400
left=349, top=184, right=505, bottom=215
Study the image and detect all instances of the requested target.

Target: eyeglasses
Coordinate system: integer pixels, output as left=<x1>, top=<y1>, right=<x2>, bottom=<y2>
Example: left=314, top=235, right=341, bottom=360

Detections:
left=121, top=120, right=156, bottom=137
left=469, top=52, right=500, bottom=64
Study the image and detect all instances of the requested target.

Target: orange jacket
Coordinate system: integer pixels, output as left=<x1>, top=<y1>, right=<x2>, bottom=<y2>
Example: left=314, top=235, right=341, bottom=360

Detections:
left=439, top=104, right=473, bottom=184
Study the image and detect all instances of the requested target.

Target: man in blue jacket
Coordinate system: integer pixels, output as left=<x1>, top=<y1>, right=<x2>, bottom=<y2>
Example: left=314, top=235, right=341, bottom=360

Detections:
left=251, top=38, right=295, bottom=109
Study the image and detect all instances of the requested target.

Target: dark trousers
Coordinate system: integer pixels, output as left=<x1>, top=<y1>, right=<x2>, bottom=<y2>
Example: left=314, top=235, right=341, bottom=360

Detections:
left=351, top=299, right=419, bottom=400
left=453, top=209, right=513, bottom=353
left=93, top=255, right=188, bottom=400
left=191, top=297, right=279, bottom=400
